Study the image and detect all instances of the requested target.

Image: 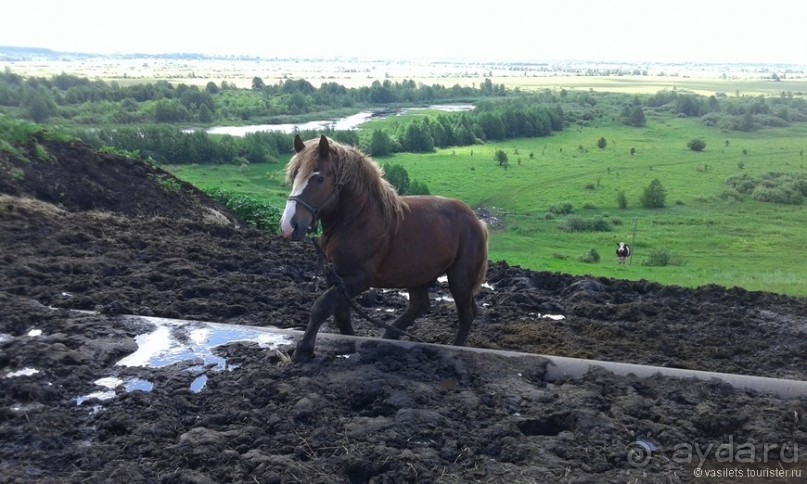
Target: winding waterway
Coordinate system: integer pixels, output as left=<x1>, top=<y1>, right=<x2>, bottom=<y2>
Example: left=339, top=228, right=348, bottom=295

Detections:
left=201, top=103, right=474, bottom=137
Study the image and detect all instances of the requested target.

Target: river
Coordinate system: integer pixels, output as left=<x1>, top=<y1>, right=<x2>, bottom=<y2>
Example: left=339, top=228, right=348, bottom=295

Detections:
left=201, top=104, right=474, bottom=137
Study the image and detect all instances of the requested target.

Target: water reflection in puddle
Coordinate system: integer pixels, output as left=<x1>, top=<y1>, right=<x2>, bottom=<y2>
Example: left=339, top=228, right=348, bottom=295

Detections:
left=74, top=318, right=295, bottom=406
left=75, top=376, right=153, bottom=405
left=4, top=368, right=40, bottom=378
left=117, top=319, right=294, bottom=371
left=190, top=375, right=208, bottom=393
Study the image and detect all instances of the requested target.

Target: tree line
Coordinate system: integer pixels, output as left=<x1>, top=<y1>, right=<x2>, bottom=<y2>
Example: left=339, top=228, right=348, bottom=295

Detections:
left=362, top=98, right=564, bottom=155
left=644, top=89, right=807, bottom=131
left=0, top=68, right=508, bottom=125
left=75, top=96, right=565, bottom=165
left=4, top=66, right=807, bottom=168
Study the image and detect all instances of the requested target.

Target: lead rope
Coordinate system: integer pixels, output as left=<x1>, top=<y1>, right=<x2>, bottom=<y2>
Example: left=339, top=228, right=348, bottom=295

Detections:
left=306, top=236, right=421, bottom=342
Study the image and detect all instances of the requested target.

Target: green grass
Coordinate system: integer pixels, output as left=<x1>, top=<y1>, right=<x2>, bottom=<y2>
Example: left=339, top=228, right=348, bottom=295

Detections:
left=166, top=162, right=290, bottom=208
left=166, top=116, right=807, bottom=297
left=499, top=75, right=807, bottom=98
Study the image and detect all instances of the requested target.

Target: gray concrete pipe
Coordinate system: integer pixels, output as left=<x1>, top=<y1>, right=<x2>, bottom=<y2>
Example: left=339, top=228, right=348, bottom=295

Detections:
left=127, top=316, right=807, bottom=400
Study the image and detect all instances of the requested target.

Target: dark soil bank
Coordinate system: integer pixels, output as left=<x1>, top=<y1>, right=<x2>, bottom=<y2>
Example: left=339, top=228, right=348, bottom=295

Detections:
left=1, top=140, right=805, bottom=483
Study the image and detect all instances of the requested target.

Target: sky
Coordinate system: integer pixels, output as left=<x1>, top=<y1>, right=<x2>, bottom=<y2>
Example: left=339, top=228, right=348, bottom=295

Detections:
left=2, top=0, right=806, bottom=65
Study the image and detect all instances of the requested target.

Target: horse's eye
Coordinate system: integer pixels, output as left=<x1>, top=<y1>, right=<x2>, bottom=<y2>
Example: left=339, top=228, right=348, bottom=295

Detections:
left=313, top=174, right=325, bottom=184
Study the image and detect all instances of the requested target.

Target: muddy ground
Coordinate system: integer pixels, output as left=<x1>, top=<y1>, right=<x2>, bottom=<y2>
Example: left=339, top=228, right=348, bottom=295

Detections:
left=1, top=140, right=806, bottom=483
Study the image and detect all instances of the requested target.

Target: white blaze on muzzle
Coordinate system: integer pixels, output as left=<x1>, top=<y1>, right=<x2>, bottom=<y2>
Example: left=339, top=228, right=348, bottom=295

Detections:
left=280, top=171, right=317, bottom=238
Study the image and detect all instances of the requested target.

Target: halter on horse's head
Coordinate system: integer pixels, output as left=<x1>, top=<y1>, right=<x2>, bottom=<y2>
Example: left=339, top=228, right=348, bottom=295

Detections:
left=280, top=135, right=341, bottom=240
left=280, top=135, right=403, bottom=241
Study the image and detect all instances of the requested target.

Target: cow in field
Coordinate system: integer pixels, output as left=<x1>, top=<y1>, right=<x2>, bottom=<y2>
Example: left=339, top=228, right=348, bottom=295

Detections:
left=616, top=242, right=631, bottom=264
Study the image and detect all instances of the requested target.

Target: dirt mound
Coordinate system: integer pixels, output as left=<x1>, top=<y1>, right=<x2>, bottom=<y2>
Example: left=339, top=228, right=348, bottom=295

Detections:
left=0, top=139, right=234, bottom=222
left=1, top=140, right=806, bottom=482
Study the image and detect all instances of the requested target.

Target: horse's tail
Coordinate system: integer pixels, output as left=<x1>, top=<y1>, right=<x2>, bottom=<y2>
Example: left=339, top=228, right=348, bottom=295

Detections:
left=472, top=220, right=489, bottom=296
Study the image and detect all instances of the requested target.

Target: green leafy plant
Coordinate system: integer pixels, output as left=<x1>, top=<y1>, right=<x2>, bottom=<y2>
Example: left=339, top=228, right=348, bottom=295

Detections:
left=156, top=175, right=182, bottom=193
left=205, top=188, right=281, bottom=232
left=687, top=138, right=706, bottom=152
left=641, top=249, right=684, bottom=267
left=560, top=215, right=612, bottom=232
left=577, top=248, right=601, bottom=263
left=640, top=179, right=667, bottom=208
left=616, top=189, right=628, bottom=209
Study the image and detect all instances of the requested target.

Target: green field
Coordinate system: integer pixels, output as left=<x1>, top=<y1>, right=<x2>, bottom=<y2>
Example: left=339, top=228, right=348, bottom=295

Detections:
left=168, top=116, right=807, bottom=297
left=499, top=75, right=807, bottom=98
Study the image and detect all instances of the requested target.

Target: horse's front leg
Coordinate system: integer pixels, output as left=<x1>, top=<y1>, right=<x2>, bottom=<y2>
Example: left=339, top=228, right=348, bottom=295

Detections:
left=293, top=286, right=344, bottom=363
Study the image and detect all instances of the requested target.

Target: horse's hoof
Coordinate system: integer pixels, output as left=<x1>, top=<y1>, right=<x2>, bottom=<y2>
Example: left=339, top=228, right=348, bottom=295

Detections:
left=381, top=331, right=400, bottom=340
left=292, top=348, right=314, bottom=364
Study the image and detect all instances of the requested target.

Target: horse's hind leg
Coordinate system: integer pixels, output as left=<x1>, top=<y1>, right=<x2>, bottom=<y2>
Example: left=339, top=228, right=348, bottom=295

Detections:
left=383, top=284, right=430, bottom=340
left=450, top=291, right=477, bottom=346
left=333, top=299, right=354, bottom=335
left=447, top=272, right=480, bottom=346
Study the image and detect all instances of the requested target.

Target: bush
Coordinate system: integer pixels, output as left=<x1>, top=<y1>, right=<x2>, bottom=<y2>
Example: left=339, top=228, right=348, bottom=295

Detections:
left=577, top=248, right=600, bottom=264
left=641, top=249, right=684, bottom=267
left=408, top=180, right=430, bottom=195
left=751, top=186, right=804, bottom=205
left=494, top=149, right=508, bottom=166
left=560, top=215, right=612, bottom=232
left=687, top=138, right=706, bottom=152
left=720, top=188, right=744, bottom=202
left=560, top=215, right=588, bottom=232
left=548, top=202, right=574, bottom=215
left=642, top=250, right=669, bottom=266
left=640, top=179, right=667, bottom=208
left=726, top=172, right=807, bottom=205
left=383, top=163, right=410, bottom=194
left=726, top=174, right=757, bottom=194
left=206, top=188, right=281, bottom=232
left=616, top=189, right=628, bottom=209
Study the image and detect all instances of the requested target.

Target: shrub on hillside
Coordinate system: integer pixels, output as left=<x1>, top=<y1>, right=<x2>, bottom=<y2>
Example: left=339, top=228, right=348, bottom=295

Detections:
left=548, top=203, right=574, bottom=215
left=206, top=188, right=280, bottom=232
left=408, top=180, right=431, bottom=195
left=640, top=179, right=667, bottom=208
left=751, top=186, right=804, bottom=205
left=687, top=138, right=706, bottom=152
left=720, top=188, right=744, bottom=202
left=726, top=172, right=807, bottom=205
left=616, top=189, right=628, bottom=209
left=641, top=249, right=684, bottom=267
left=560, top=216, right=612, bottom=232
left=577, top=248, right=601, bottom=264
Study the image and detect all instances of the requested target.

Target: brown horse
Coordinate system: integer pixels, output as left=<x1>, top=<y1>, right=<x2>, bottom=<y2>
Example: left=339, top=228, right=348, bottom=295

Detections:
left=280, top=135, right=488, bottom=362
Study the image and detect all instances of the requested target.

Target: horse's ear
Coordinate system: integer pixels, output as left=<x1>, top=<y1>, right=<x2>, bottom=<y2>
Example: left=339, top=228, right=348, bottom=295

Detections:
left=318, top=135, right=330, bottom=158
left=294, top=135, right=305, bottom=153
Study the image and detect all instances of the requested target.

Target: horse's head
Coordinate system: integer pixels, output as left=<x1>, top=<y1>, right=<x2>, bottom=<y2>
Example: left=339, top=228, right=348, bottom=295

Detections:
left=280, top=135, right=340, bottom=240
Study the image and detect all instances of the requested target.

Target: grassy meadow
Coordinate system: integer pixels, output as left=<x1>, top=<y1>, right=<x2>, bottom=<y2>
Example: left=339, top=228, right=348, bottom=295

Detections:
left=168, top=115, right=807, bottom=297
left=499, top=76, right=807, bottom=97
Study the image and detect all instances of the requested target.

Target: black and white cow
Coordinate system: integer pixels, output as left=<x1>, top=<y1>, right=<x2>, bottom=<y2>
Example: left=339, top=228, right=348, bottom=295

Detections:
left=616, top=242, right=631, bottom=264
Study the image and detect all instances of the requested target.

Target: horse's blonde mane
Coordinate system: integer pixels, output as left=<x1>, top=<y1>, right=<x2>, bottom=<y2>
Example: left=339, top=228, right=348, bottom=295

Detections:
left=286, top=137, right=405, bottom=233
